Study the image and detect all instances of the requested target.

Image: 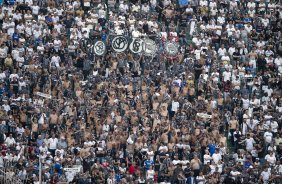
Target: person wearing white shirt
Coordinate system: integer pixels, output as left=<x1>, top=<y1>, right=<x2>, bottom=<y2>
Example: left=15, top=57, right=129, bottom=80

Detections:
left=163, top=0, right=171, bottom=7
left=132, top=29, right=141, bottom=38
left=37, top=43, right=45, bottom=54
left=102, top=123, right=110, bottom=133
left=56, top=6, right=64, bottom=16
left=119, top=1, right=129, bottom=14
left=16, top=22, right=25, bottom=34
left=217, top=15, right=225, bottom=25
left=5, top=19, right=15, bottom=36
left=209, top=0, right=216, bottom=8
left=221, top=53, right=230, bottom=63
left=194, top=48, right=201, bottom=60
left=247, top=0, right=256, bottom=9
left=131, top=4, right=140, bottom=12
left=199, top=0, right=208, bottom=7
left=141, top=3, right=150, bottom=13
left=158, top=143, right=168, bottom=153
left=54, top=23, right=62, bottom=34
left=248, top=8, right=256, bottom=17
left=171, top=99, right=179, bottom=114
left=33, top=27, right=42, bottom=39
left=229, top=0, right=238, bottom=11
left=25, top=23, right=33, bottom=37
left=260, top=167, right=271, bottom=183
left=265, top=152, right=276, bottom=166
left=264, top=130, right=273, bottom=144
left=53, top=38, right=62, bottom=52
left=270, top=121, right=278, bottom=134
left=242, top=98, right=250, bottom=109
left=217, top=45, right=226, bottom=57
left=5, top=134, right=16, bottom=147
left=274, top=56, right=282, bottom=67
left=2, top=101, right=10, bottom=112
left=185, top=5, right=193, bottom=14
left=210, top=7, right=217, bottom=16
left=192, top=36, right=202, bottom=48
left=48, top=135, right=58, bottom=156
left=16, top=125, right=24, bottom=135
left=244, top=134, right=256, bottom=152
left=222, top=69, right=231, bottom=82
left=212, top=150, right=222, bottom=164
left=13, top=12, right=22, bottom=21
left=261, top=17, right=269, bottom=27
left=39, top=143, right=49, bottom=156
left=245, top=23, right=253, bottom=33
left=31, top=5, right=40, bottom=15
left=50, top=53, right=61, bottom=68
left=228, top=46, right=236, bottom=57
left=203, top=150, right=212, bottom=165
left=146, top=166, right=155, bottom=180
left=9, top=73, right=19, bottom=79
left=16, top=54, right=25, bottom=67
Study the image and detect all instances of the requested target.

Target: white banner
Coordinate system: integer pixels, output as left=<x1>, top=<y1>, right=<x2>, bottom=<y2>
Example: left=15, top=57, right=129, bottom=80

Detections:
left=143, top=38, right=157, bottom=56
left=112, top=36, right=128, bottom=53
left=93, top=41, right=106, bottom=56
left=164, top=41, right=179, bottom=56
left=64, top=165, right=82, bottom=173
left=36, top=92, right=52, bottom=99
left=129, top=38, right=144, bottom=53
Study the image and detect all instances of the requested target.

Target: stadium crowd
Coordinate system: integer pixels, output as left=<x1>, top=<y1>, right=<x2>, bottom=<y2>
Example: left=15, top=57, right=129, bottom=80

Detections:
left=0, top=0, right=281, bottom=183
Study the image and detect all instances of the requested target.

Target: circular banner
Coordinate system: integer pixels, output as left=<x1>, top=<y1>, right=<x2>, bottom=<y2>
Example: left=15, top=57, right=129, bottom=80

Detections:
left=112, top=36, right=128, bottom=53
left=129, top=38, right=144, bottom=54
left=143, top=38, right=157, bottom=56
left=93, top=41, right=106, bottom=56
left=164, top=41, right=179, bottom=56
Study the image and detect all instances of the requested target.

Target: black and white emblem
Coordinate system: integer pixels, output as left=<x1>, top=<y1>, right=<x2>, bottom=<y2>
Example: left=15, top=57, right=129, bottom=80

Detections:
left=112, top=36, right=128, bottom=52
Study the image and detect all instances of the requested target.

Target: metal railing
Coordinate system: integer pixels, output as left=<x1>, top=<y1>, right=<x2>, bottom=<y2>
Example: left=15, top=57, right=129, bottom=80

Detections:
left=0, top=159, right=27, bottom=184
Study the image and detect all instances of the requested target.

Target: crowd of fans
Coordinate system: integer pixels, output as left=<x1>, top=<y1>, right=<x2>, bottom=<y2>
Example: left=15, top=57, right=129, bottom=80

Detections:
left=0, top=0, right=281, bottom=183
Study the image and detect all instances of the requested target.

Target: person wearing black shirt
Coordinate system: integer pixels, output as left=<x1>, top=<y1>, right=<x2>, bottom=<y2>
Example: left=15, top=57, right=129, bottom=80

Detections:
left=10, top=77, right=19, bottom=95
left=234, top=129, right=241, bottom=152
left=232, top=48, right=241, bottom=63
left=257, top=55, right=267, bottom=74
left=64, top=15, right=74, bottom=36
left=194, top=60, right=203, bottom=81
left=156, top=1, right=164, bottom=22
left=74, top=53, right=85, bottom=69
left=143, top=20, right=149, bottom=34
left=98, top=17, right=107, bottom=27
left=16, top=2, right=32, bottom=13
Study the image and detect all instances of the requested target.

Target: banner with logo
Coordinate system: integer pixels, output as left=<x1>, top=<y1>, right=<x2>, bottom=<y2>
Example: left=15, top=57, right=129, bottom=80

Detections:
left=92, top=36, right=178, bottom=57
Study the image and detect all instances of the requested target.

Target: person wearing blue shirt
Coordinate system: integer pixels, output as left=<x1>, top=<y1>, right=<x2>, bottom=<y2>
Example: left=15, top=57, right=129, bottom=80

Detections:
left=45, top=13, right=54, bottom=31
left=186, top=172, right=197, bottom=184
left=78, top=175, right=90, bottom=184
left=144, top=157, right=154, bottom=171
left=54, top=160, right=63, bottom=175
left=0, top=83, right=7, bottom=97
left=116, top=173, right=121, bottom=183
left=6, top=0, right=16, bottom=5
left=243, top=17, right=252, bottom=24
left=36, top=135, right=44, bottom=147
left=208, top=141, right=216, bottom=156
left=12, top=30, right=19, bottom=42
left=101, top=31, right=107, bottom=42
left=244, top=160, right=252, bottom=169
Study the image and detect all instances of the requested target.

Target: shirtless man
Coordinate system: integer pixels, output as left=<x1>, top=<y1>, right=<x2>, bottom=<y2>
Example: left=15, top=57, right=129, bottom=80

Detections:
left=163, top=6, right=174, bottom=19
left=49, top=110, right=59, bottom=131
left=229, top=116, right=239, bottom=145
left=190, top=155, right=202, bottom=177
